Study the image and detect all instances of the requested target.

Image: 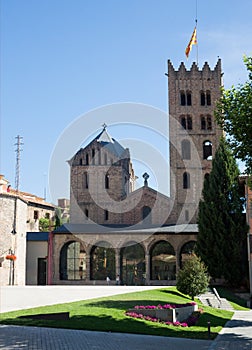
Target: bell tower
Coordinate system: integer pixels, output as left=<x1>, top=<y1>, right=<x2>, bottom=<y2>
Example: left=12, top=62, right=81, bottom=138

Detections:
left=168, top=60, right=223, bottom=225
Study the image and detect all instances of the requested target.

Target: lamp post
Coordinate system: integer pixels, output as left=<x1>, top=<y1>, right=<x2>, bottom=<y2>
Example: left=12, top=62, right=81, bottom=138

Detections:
left=248, top=233, right=252, bottom=307
left=245, top=176, right=252, bottom=307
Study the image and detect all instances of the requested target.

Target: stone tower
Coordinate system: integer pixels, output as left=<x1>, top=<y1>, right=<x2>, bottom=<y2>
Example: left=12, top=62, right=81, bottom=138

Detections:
left=69, top=126, right=135, bottom=224
left=168, top=60, right=223, bottom=225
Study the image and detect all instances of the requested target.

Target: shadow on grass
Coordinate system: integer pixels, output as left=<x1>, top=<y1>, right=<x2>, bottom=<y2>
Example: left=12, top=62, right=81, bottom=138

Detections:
left=0, top=306, right=232, bottom=341
left=82, top=299, right=174, bottom=311
left=159, top=289, right=192, bottom=300
left=0, top=314, right=217, bottom=340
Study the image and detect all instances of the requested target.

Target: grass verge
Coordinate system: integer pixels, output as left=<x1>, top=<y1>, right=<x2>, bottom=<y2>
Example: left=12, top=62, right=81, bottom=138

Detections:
left=0, top=287, right=235, bottom=340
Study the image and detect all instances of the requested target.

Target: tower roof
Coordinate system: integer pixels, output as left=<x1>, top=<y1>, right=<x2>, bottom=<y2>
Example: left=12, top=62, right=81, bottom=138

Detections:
left=94, top=126, right=127, bottom=158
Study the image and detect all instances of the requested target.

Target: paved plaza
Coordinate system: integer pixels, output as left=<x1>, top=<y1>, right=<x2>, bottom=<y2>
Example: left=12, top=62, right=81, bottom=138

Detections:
left=0, top=286, right=252, bottom=350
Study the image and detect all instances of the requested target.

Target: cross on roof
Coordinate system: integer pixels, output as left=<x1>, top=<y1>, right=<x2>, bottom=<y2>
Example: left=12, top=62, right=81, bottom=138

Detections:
left=142, top=172, right=149, bottom=186
left=102, top=123, right=107, bottom=130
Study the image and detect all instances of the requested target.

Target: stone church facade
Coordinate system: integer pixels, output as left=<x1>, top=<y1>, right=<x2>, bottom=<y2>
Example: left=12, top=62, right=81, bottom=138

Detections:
left=49, top=59, right=223, bottom=285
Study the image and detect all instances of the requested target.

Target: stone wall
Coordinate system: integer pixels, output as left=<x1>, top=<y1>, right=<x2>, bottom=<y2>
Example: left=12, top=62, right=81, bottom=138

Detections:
left=0, top=194, right=27, bottom=285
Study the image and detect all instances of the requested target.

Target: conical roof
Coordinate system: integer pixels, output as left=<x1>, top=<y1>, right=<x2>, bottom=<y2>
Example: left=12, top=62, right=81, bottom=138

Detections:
left=93, top=126, right=126, bottom=158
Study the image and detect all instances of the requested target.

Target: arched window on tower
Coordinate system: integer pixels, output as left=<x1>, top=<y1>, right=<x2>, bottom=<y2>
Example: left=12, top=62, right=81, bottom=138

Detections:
left=105, top=174, right=109, bottom=189
left=187, top=115, right=192, bottom=129
left=86, top=153, right=89, bottom=165
left=203, top=141, right=212, bottom=160
left=201, top=115, right=206, bottom=129
left=200, top=91, right=205, bottom=106
left=180, top=91, right=186, bottom=106
left=207, top=115, right=212, bottom=130
left=79, top=158, right=82, bottom=165
left=181, top=139, right=191, bottom=160
left=206, top=91, right=211, bottom=105
left=186, top=91, right=192, bottom=105
left=180, top=115, right=186, bottom=129
left=183, top=172, right=190, bottom=189
left=180, top=115, right=192, bottom=130
left=84, top=209, right=89, bottom=219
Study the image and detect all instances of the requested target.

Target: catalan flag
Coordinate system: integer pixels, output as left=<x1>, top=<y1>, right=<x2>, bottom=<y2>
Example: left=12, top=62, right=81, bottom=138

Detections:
left=185, top=27, right=197, bottom=58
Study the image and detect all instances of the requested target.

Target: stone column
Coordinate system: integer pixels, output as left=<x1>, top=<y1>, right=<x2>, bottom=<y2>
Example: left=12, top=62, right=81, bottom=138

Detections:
left=86, top=252, right=91, bottom=281
left=115, top=248, right=120, bottom=279
left=145, top=253, right=150, bottom=285
left=175, top=248, right=180, bottom=276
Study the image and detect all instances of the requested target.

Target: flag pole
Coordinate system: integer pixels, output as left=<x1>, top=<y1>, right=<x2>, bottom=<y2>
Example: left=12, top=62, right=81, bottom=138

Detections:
left=195, top=0, right=198, bottom=66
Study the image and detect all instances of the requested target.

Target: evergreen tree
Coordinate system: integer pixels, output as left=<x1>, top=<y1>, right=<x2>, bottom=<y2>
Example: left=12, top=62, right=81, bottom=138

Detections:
left=196, top=138, right=248, bottom=285
left=176, top=255, right=209, bottom=300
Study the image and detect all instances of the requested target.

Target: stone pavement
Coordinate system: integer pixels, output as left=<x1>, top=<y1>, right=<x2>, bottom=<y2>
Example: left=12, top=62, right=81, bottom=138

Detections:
left=0, top=325, right=210, bottom=350
left=0, top=286, right=251, bottom=350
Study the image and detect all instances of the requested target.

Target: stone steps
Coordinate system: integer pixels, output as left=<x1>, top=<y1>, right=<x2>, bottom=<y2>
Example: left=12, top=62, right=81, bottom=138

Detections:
left=199, top=290, right=234, bottom=310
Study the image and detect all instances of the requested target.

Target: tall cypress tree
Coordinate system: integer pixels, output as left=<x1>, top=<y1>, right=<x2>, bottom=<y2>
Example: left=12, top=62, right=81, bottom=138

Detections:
left=196, top=137, right=248, bottom=285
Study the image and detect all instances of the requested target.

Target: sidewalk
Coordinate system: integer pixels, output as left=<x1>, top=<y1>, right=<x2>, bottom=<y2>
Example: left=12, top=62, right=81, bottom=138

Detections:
left=209, top=310, right=252, bottom=350
left=0, top=286, right=251, bottom=350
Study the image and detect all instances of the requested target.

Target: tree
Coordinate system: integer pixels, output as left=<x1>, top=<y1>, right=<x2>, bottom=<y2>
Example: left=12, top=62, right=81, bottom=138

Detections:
left=39, top=218, right=50, bottom=232
left=196, top=138, right=248, bottom=285
left=176, top=255, right=209, bottom=300
left=215, top=56, right=252, bottom=174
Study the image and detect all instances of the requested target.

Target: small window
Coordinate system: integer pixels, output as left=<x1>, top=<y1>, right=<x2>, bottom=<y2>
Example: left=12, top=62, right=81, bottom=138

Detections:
left=79, top=158, right=82, bottom=165
left=92, top=149, right=95, bottom=164
left=200, top=92, right=205, bottom=106
left=207, top=115, right=212, bottom=130
left=206, top=91, right=211, bottom=105
left=104, top=210, right=109, bottom=221
left=187, top=115, right=192, bottom=130
left=183, top=172, right=190, bottom=189
left=181, top=140, right=191, bottom=160
left=142, top=206, right=152, bottom=224
left=201, top=115, right=206, bottom=130
left=180, top=91, right=186, bottom=106
left=34, top=210, right=39, bottom=220
left=180, top=115, right=192, bottom=130
left=85, top=154, right=89, bottom=165
left=45, top=213, right=50, bottom=219
left=85, top=209, right=89, bottom=219
left=105, top=174, right=109, bottom=189
left=203, top=141, right=212, bottom=160
left=186, top=91, right=192, bottom=106
left=180, top=115, right=186, bottom=129
left=83, top=172, right=89, bottom=189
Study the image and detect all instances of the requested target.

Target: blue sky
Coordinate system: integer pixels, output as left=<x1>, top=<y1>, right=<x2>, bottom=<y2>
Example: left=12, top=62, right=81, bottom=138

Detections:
left=1, top=0, right=252, bottom=203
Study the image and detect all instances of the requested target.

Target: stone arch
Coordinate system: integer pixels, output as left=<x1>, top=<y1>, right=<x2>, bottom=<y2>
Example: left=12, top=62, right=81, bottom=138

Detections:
left=90, top=241, right=115, bottom=280
left=149, top=240, right=176, bottom=281
left=120, top=241, right=145, bottom=285
left=203, top=140, right=212, bottom=160
left=181, top=139, right=191, bottom=160
left=179, top=240, right=196, bottom=268
left=59, top=240, right=87, bottom=281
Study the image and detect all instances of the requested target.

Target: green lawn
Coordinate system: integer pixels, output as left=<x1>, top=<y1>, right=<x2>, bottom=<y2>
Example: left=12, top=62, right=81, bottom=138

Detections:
left=0, top=287, right=242, bottom=340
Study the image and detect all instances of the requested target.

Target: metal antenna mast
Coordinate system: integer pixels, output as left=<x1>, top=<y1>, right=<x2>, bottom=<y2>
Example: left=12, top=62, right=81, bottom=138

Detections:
left=14, top=135, right=23, bottom=193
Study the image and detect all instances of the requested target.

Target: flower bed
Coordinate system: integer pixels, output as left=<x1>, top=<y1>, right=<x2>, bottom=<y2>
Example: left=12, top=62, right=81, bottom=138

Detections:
left=125, top=302, right=200, bottom=327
